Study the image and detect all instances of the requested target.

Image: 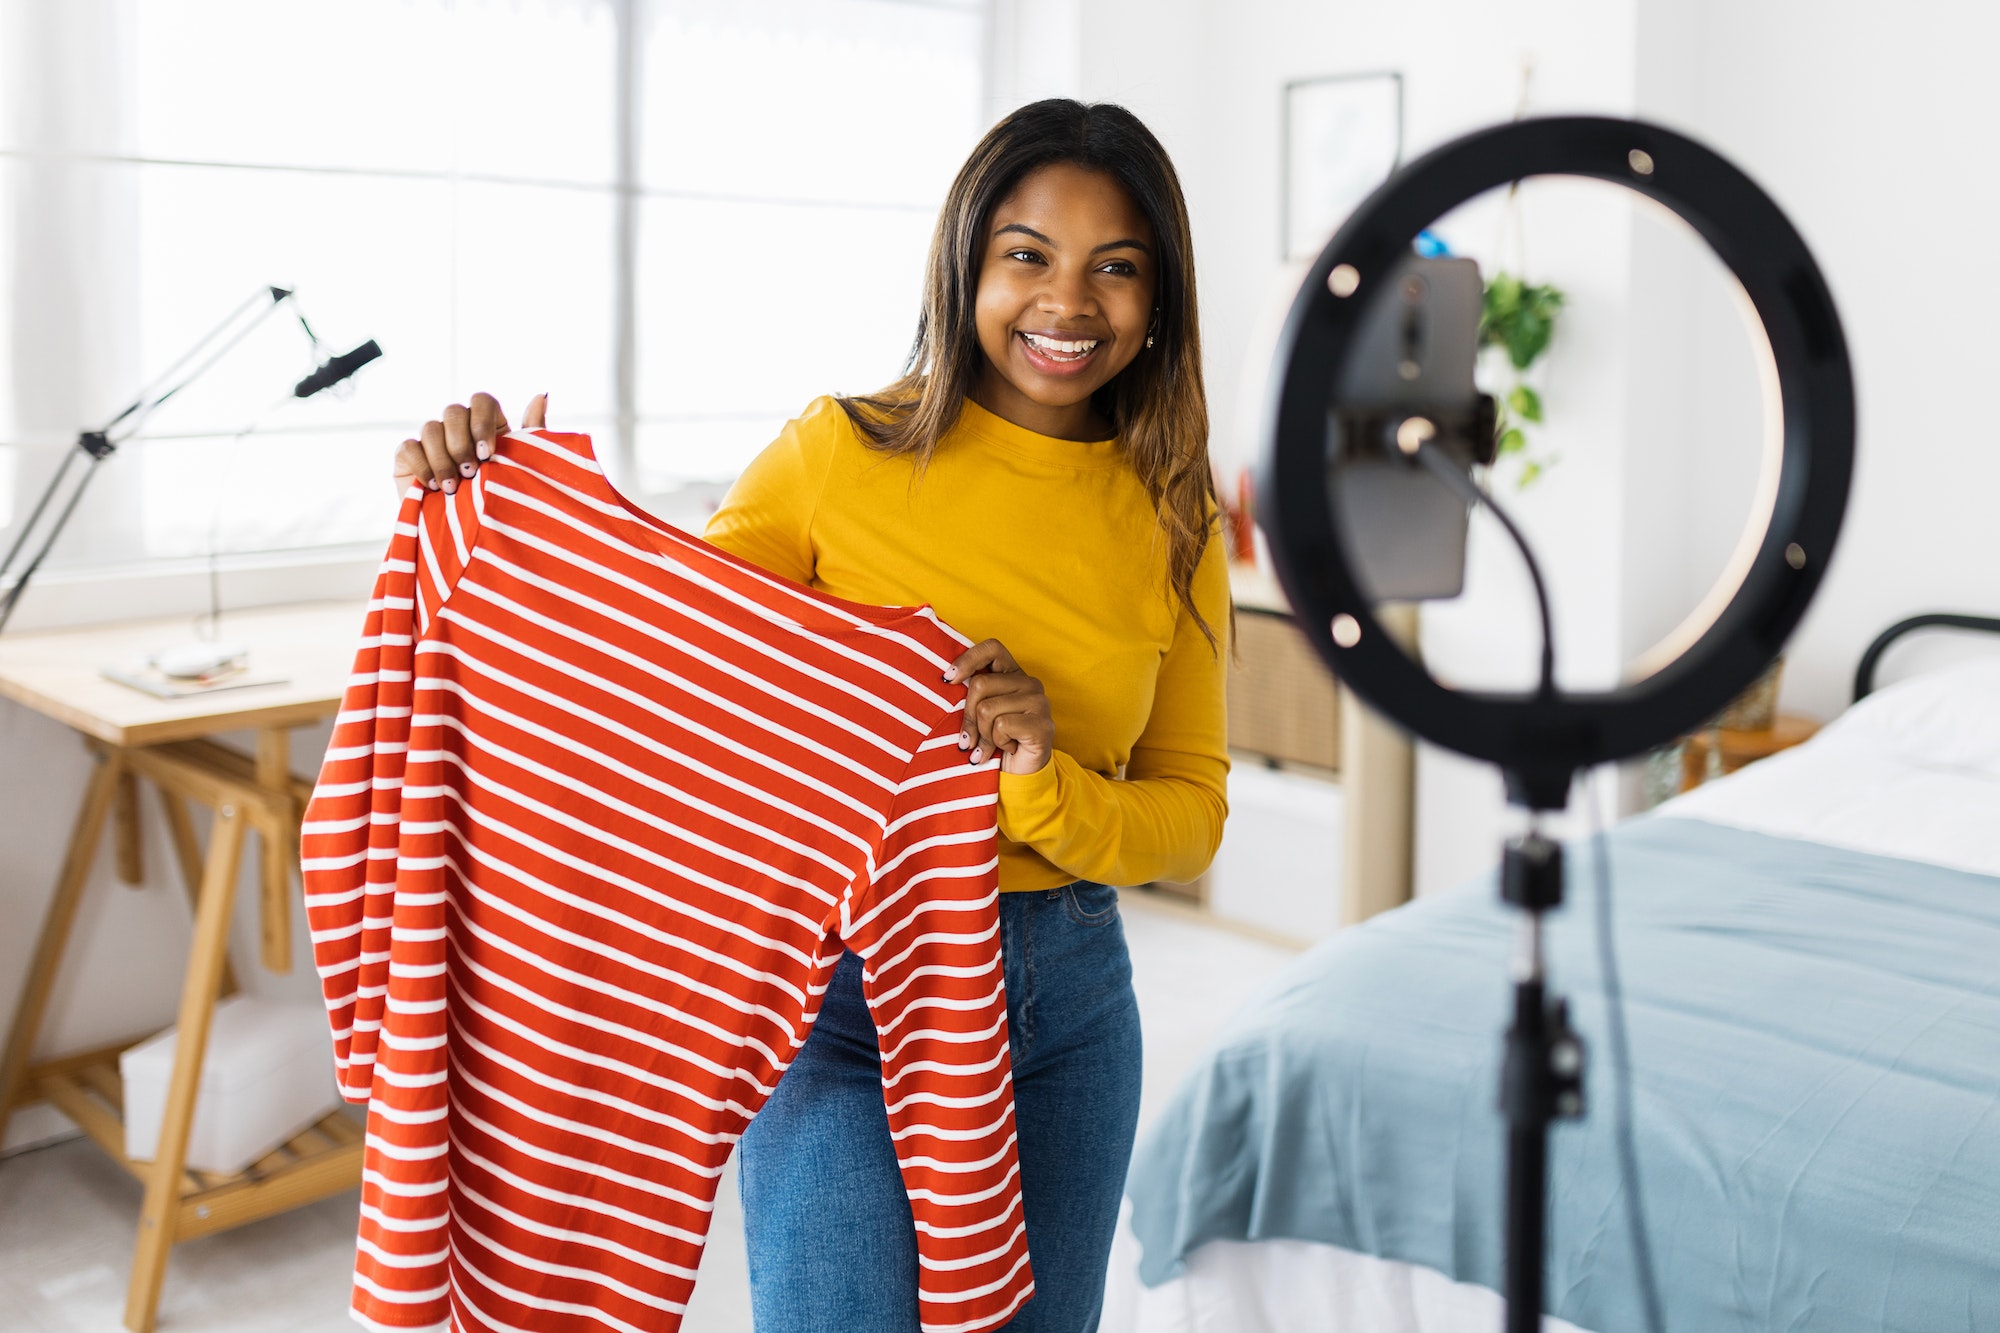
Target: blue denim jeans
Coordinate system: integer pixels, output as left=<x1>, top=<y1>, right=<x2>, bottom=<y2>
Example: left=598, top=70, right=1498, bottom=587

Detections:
left=738, top=881, right=1144, bottom=1333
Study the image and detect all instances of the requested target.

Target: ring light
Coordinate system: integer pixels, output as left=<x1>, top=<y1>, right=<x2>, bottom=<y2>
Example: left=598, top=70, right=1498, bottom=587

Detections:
left=1257, top=116, right=1856, bottom=1333
left=1259, top=116, right=1854, bottom=809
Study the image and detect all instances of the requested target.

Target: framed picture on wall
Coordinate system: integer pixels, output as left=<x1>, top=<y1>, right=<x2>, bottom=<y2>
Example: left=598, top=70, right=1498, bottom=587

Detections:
left=1282, top=71, right=1404, bottom=262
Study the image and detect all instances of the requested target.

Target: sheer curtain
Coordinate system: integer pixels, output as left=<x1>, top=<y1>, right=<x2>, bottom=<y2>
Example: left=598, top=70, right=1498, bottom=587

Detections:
left=0, top=0, right=986, bottom=577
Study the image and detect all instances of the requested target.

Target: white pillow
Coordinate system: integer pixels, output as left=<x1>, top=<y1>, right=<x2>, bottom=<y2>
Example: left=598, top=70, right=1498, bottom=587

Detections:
left=1812, top=656, right=2000, bottom=775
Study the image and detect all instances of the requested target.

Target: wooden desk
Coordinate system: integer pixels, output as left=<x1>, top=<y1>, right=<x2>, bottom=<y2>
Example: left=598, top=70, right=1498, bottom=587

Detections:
left=0, top=601, right=365, bottom=1332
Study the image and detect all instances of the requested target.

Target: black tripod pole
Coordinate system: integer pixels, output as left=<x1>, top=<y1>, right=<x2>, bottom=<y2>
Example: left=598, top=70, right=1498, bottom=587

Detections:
left=1499, top=810, right=1585, bottom=1333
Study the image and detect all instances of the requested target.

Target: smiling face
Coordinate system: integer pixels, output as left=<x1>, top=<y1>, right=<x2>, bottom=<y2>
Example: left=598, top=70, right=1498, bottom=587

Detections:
left=969, top=161, right=1158, bottom=441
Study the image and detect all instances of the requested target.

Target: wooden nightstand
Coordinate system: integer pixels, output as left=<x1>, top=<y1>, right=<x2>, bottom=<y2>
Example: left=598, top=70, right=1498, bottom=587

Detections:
left=1679, top=713, right=1821, bottom=791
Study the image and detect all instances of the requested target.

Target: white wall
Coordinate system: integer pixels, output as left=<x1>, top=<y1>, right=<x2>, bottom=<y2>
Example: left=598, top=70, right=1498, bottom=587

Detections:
left=1632, top=0, right=2000, bottom=718
left=986, top=0, right=1085, bottom=126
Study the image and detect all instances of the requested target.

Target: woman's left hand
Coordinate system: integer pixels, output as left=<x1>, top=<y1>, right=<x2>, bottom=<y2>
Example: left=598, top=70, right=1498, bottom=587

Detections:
left=946, top=639, right=1054, bottom=775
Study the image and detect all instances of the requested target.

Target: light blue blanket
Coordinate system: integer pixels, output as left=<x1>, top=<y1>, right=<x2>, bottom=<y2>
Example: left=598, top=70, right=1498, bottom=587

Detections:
left=1127, top=817, right=2000, bottom=1331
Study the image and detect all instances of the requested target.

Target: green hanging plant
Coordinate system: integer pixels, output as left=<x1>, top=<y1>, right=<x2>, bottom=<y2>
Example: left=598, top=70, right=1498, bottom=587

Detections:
left=1478, top=272, right=1565, bottom=487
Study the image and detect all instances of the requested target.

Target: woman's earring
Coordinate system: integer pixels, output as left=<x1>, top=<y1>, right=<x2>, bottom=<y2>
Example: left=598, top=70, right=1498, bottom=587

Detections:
left=1145, top=333, right=1155, bottom=349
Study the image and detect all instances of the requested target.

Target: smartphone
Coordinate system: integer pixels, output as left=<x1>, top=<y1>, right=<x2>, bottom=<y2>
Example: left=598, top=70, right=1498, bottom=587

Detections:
left=1327, top=255, right=1488, bottom=601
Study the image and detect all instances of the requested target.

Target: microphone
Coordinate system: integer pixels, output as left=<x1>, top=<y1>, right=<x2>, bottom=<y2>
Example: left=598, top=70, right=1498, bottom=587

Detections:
left=294, top=339, right=383, bottom=398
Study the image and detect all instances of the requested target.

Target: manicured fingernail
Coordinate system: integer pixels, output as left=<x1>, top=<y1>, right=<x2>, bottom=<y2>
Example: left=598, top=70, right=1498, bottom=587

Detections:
left=942, top=667, right=957, bottom=682
left=958, top=731, right=972, bottom=749
left=442, top=477, right=457, bottom=493
left=968, top=748, right=983, bottom=765
left=426, top=478, right=439, bottom=490
left=476, top=439, right=492, bottom=460
left=459, top=461, right=476, bottom=477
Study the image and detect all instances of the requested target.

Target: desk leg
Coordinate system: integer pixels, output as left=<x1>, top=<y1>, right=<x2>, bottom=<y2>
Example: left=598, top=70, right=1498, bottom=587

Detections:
left=124, top=803, right=245, bottom=1333
left=156, top=789, right=239, bottom=1000
left=115, top=768, right=145, bottom=887
left=255, top=730, right=293, bottom=975
left=0, top=750, right=122, bottom=1145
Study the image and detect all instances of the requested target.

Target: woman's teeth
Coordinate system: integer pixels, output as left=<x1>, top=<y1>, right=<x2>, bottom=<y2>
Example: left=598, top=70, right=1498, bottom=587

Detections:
left=1021, top=332, right=1099, bottom=362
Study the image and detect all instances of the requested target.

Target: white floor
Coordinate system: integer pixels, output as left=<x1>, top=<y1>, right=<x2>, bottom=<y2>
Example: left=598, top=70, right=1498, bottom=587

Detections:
left=0, top=893, right=1301, bottom=1333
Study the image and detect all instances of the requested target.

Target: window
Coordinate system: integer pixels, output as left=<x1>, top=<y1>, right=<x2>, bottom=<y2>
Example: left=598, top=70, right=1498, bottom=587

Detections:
left=635, top=1, right=984, bottom=486
left=0, top=0, right=986, bottom=575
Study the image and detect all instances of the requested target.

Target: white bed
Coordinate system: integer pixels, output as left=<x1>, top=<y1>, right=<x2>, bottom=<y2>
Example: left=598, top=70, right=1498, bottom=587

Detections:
left=1104, top=655, right=2000, bottom=1333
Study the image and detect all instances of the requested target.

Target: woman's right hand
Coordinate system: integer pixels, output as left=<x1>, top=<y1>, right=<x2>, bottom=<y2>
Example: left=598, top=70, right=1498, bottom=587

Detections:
left=392, top=391, right=548, bottom=495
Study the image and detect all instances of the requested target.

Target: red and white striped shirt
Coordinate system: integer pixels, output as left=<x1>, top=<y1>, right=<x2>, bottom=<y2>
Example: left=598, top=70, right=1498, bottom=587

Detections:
left=301, top=429, right=1031, bottom=1333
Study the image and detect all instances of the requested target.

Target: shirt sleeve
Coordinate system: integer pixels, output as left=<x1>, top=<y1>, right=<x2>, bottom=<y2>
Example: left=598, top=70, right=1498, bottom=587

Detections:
left=996, top=528, right=1232, bottom=887
left=701, top=396, right=843, bottom=584
left=301, top=474, right=484, bottom=1103
left=837, top=712, right=1034, bottom=1333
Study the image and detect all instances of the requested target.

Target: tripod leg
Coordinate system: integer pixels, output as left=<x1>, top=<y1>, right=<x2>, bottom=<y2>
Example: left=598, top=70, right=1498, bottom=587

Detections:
left=1503, top=975, right=1549, bottom=1333
left=1499, top=829, right=1576, bottom=1333
left=1505, top=1119, right=1548, bottom=1333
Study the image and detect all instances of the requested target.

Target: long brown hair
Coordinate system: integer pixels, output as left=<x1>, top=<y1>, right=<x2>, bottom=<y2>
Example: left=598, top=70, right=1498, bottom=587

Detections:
left=838, top=99, right=1220, bottom=649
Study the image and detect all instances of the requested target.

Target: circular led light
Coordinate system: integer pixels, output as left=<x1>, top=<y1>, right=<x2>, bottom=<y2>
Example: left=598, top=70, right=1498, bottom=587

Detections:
left=1259, top=117, right=1854, bottom=807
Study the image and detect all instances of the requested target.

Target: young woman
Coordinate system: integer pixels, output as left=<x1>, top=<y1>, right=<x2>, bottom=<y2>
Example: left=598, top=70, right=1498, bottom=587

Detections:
left=395, top=98, right=1229, bottom=1333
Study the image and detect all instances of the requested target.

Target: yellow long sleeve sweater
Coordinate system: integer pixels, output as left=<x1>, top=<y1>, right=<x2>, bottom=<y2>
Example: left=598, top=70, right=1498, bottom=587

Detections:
left=703, top=395, right=1230, bottom=892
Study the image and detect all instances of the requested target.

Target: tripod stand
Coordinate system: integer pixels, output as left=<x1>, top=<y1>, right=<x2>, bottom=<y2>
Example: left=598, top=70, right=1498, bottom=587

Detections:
left=1498, top=817, right=1585, bottom=1333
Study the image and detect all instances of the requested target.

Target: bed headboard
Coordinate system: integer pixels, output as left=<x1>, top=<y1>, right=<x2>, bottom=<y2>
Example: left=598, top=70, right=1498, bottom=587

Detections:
left=1853, top=613, right=2000, bottom=701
